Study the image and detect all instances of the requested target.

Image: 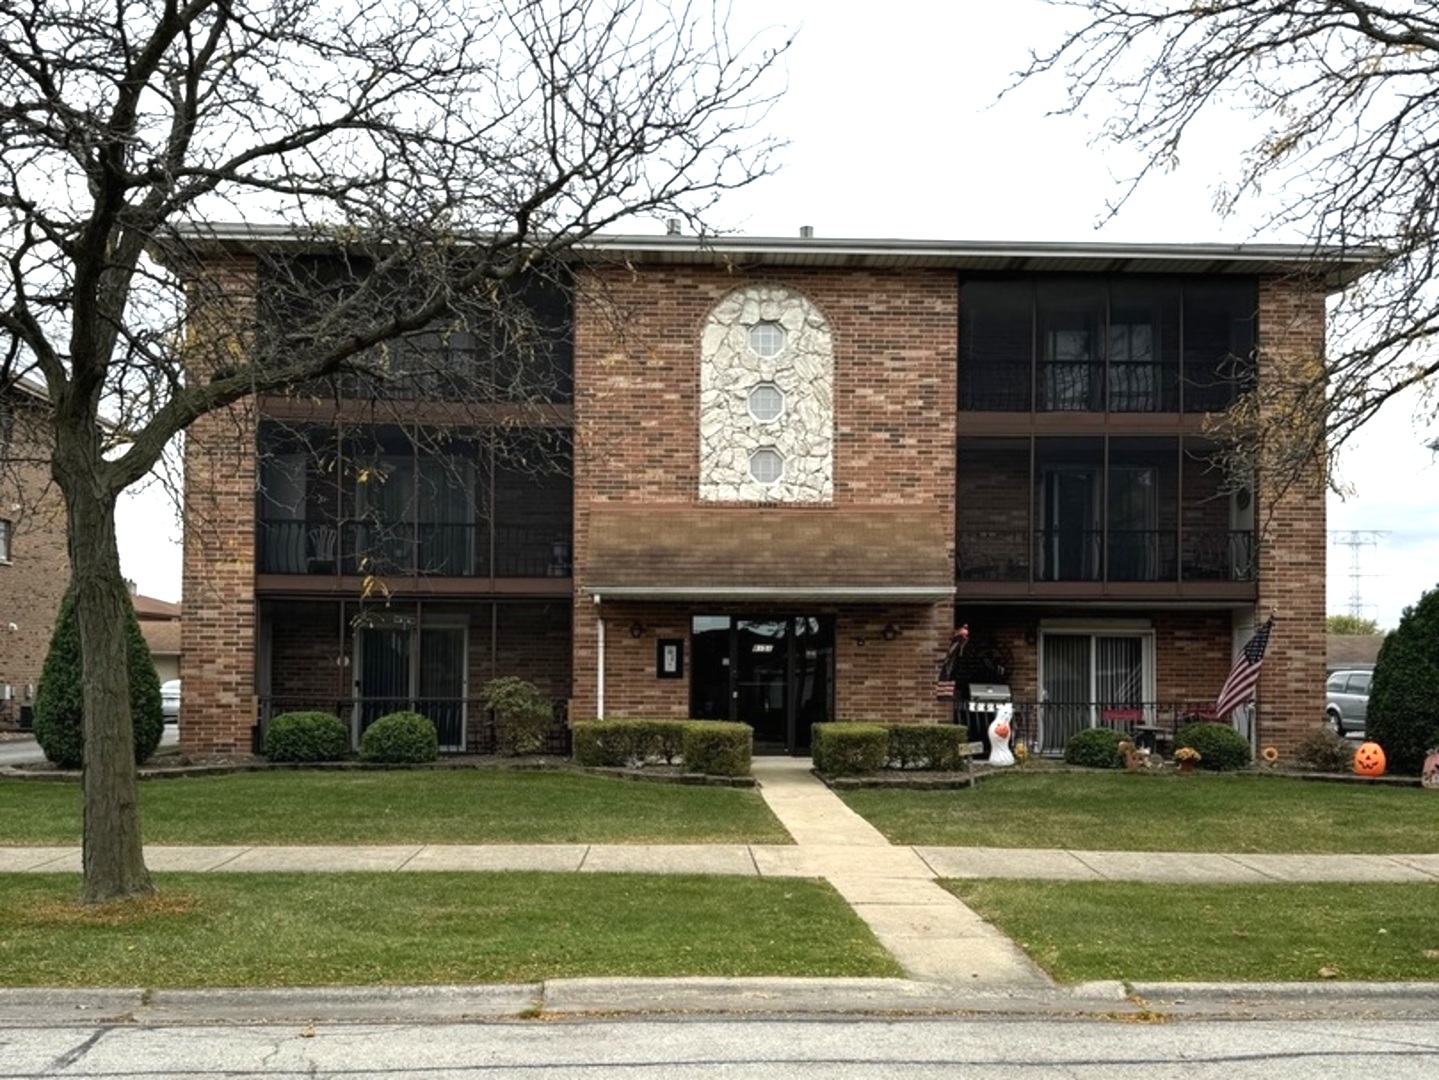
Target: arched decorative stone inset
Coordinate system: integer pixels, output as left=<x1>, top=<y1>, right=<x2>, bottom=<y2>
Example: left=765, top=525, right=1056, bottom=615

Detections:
left=698, top=285, right=833, bottom=502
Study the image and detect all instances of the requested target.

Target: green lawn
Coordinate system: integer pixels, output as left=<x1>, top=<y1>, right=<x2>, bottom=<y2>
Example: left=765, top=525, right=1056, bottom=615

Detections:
left=0, top=872, right=899, bottom=986
left=840, top=771, right=1439, bottom=853
left=948, top=879, right=1439, bottom=984
left=0, top=771, right=791, bottom=845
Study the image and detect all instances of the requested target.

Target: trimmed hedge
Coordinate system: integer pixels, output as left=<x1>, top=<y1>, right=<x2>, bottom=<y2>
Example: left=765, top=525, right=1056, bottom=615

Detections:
left=1293, top=728, right=1356, bottom=773
left=33, top=589, right=165, bottom=768
left=571, top=719, right=750, bottom=775
left=681, top=722, right=752, bottom=778
left=264, top=711, right=350, bottom=762
left=811, top=723, right=889, bottom=777
left=886, top=724, right=973, bottom=771
left=1063, top=726, right=1127, bottom=769
left=1174, top=721, right=1252, bottom=771
left=360, top=711, right=439, bottom=763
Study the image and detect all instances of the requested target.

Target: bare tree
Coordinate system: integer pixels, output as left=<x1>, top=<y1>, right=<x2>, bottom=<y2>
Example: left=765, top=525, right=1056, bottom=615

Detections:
left=1012, top=0, right=1439, bottom=490
left=0, top=0, right=787, bottom=902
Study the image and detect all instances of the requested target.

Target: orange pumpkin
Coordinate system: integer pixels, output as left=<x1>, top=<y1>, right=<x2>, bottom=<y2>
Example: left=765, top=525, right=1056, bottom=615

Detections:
left=1354, top=741, right=1387, bottom=777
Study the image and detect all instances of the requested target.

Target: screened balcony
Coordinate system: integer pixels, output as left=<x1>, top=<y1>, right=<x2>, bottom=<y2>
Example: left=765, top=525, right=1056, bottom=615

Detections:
left=955, top=435, right=1256, bottom=596
left=959, top=277, right=1256, bottom=414
left=256, top=424, right=572, bottom=583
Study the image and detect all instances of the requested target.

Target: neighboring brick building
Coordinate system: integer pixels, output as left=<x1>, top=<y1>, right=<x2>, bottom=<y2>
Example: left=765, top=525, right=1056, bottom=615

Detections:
left=0, top=378, right=68, bottom=730
left=177, top=231, right=1370, bottom=756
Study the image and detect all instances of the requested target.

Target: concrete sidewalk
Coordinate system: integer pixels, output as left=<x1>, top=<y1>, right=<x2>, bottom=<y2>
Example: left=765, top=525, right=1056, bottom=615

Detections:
left=9, top=757, right=1439, bottom=989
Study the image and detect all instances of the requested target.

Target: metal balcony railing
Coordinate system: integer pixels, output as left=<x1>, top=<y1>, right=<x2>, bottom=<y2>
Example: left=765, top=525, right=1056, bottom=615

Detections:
left=956, top=700, right=1227, bottom=757
left=956, top=528, right=1254, bottom=583
left=255, top=697, right=572, bottom=756
left=258, top=519, right=572, bottom=578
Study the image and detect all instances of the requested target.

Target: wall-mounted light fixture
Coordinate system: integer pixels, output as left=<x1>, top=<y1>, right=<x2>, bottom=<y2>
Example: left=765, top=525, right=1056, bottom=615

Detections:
left=629, top=621, right=644, bottom=639
left=881, top=623, right=900, bottom=642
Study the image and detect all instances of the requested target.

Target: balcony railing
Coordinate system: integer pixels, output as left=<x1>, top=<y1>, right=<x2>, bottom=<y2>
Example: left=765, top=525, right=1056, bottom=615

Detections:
left=960, top=358, right=1241, bottom=413
left=956, top=700, right=1230, bottom=757
left=256, top=697, right=572, bottom=756
left=957, top=528, right=1254, bottom=583
left=258, top=519, right=572, bottom=578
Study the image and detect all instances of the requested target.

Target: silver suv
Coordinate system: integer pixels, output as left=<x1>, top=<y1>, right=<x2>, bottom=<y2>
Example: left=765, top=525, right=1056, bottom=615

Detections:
left=1325, top=669, right=1371, bottom=738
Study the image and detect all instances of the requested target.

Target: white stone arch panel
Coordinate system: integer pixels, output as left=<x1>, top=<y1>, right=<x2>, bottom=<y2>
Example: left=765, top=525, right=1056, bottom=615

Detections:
left=698, top=285, right=834, bottom=502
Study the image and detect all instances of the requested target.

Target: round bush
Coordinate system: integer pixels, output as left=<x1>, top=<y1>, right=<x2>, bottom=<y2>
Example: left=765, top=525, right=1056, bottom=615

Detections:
left=1063, top=726, right=1127, bottom=768
left=361, top=711, right=439, bottom=763
left=1367, top=585, right=1439, bottom=775
left=33, top=589, right=164, bottom=768
left=264, top=711, right=350, bottom=762
left=1174, top=722, right=1252, bottom=771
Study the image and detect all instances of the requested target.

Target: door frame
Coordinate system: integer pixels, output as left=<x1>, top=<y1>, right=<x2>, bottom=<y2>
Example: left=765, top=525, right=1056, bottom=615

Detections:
left=688, top=614, right=835, bottom=755
left=352, top=614, right=469, bottom=751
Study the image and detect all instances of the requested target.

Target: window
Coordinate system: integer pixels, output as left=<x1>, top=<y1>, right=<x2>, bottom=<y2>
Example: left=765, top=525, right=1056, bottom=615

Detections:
left=747, top=383, right=785, bottom=422
left=747, top=321, right=786, bottom=358
left=1039, top=629, right=1154, bottom=753
left=0, top=519, right=9, bottom=562
left=749, top=447, right=784, bottom=485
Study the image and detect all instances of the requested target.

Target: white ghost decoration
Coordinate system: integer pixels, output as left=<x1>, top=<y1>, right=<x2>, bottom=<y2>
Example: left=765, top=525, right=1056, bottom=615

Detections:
left=986, top=704, right=1016, bottom=767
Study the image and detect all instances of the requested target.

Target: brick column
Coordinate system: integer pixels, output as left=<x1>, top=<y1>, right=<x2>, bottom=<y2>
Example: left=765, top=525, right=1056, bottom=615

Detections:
left=1254, top=275, right=1328, bottom=753
left=180, top=257, right=259, bottom=754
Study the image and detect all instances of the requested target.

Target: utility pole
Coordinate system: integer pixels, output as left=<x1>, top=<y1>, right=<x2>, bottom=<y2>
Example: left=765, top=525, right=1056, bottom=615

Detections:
left=1329, top=530, right=1387, bottom=619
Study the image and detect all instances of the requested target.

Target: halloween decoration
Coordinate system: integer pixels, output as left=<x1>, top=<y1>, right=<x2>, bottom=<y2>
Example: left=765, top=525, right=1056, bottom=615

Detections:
left=1354, top=741, right=1387, bottom=777
left=986, top=705, right=1015, bottom=767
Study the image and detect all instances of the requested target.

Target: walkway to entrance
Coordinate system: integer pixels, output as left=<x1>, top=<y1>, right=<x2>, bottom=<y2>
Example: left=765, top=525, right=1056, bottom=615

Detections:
left=748, top=757, right=1049, bottom=986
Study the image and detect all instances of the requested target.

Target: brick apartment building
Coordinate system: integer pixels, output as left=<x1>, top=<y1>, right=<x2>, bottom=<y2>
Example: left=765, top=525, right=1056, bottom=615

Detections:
left=178, top=231, right=1369, bottom=757
left=0, top=378, right=69, bottom=730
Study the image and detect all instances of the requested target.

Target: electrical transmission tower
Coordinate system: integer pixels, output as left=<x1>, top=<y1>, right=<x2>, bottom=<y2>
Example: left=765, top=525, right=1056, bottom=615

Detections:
left=1329, top=531, right=1388, bottom=619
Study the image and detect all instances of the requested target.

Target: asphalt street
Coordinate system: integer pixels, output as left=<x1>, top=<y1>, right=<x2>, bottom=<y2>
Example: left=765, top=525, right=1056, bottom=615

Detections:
left=0, top=726, right=177, bottom=767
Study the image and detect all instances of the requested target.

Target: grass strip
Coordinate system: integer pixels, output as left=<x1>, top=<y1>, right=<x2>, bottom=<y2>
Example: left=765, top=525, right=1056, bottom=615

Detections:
left=0, top=872, right=900, bottom=986
left=947, top=879, right=1439, bottom=984
left=0, top=770, right=791, bottom=845
left=841, top=771, right=1439, bottom=853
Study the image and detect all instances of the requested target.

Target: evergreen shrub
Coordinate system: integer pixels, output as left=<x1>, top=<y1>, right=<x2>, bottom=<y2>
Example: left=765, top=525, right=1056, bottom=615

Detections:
left=264, top=711, right=350, bottom=762
left=1174, top=722, right=1252, bottom=771
left=1063, top=726, right=1127, bottom=769
left=360, top=710, right=439, bottom=763
left=33, top=589, right=164, bottom=768
left=1367, top=586, right=1439, bottom=774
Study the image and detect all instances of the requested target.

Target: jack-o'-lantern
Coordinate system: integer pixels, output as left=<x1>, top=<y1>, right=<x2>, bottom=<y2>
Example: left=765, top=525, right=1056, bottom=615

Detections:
left=1354, top=741, right=1387, bottom=777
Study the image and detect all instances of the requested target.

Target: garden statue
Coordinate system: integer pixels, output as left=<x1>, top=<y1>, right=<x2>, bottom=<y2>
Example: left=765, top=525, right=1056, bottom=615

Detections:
left=986, top=705, right=1015, bottom=767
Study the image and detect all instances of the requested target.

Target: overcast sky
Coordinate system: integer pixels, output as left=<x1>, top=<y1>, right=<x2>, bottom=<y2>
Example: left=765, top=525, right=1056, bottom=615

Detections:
left=116, top=0, right=1439, bottom=629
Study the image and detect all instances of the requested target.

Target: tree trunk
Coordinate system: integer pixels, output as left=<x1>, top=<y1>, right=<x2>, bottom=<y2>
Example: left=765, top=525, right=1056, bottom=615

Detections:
left=58, top=462, right=153, bottom=903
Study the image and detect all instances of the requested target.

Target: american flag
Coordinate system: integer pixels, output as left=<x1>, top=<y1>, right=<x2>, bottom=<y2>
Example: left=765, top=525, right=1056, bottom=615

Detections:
left=1214, top=616, right=1274, bottom=719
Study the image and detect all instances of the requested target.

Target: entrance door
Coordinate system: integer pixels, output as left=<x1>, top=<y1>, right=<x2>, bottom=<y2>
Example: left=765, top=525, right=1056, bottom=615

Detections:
left=1039, top=631, right=1150, bottom=754
left=354, top=620, right=467, bottom=751
left=689, top=615, right=834, bottom=754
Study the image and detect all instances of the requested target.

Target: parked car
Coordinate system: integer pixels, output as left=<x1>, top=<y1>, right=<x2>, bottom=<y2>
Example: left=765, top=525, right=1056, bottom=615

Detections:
left=1325, top=669, right=1370, bottom=738
left=161, top=679, right=180, bottom=724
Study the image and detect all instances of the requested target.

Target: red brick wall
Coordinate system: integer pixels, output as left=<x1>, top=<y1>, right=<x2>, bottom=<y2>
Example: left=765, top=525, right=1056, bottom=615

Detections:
left=1255, top=276, right=1329, bottom=752
left=0, top=398, right=69, bottom=727
left=572, top=266, right=958, bottom=724
left=180, top=257, right=260, bottom=753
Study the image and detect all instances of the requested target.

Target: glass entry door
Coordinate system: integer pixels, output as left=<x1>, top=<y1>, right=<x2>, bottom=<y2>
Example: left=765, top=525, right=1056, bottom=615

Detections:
left=354, top=620, right=467, bottom=751
left=689, top=615, right=834, bottom=754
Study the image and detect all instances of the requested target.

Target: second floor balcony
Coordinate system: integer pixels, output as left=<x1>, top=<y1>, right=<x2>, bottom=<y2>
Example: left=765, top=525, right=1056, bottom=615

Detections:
left=957, top=433, right=1258, bottom=599
left=258, top=519, right=572, bottom=580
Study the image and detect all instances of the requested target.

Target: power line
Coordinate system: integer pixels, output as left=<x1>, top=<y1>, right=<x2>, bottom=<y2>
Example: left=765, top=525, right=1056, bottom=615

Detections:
left=1329, top=530, right=1388, bottom=619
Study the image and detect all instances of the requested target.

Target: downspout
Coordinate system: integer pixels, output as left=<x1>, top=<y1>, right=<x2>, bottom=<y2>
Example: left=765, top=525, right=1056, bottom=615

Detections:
left=595, top=595, right=605, bottom=720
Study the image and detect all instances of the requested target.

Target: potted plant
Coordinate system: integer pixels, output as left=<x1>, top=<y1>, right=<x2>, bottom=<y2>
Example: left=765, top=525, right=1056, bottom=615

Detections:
left=1173, top=746, right=1202, bottom=774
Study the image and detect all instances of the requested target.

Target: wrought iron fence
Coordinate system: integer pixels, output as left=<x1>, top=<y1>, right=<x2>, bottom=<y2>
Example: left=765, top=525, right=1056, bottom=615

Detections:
left=955, top=699, right=1223, bottom=757
left=256, top=697, right=572, bottom=757
left=258, top=520, right=572, bottom=578
left=957, top=528, right=1254, bottom=583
